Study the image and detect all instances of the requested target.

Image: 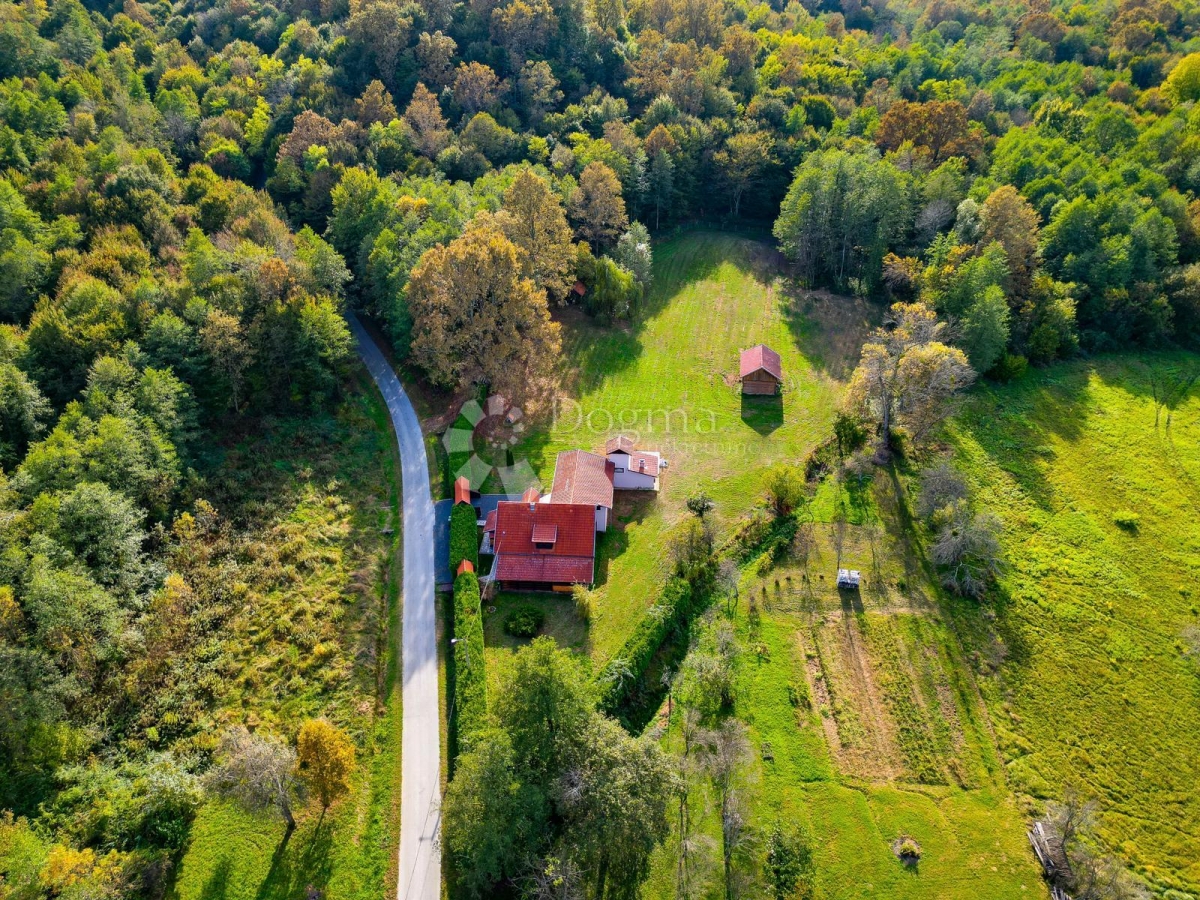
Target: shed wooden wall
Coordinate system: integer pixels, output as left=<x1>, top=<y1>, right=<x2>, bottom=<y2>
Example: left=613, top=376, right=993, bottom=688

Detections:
left=741, top=371, right=780, bottom=394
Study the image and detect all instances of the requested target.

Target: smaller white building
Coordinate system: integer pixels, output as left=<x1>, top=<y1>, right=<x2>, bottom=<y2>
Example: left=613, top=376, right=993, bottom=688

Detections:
left=605, top=436, right=664, bottom=491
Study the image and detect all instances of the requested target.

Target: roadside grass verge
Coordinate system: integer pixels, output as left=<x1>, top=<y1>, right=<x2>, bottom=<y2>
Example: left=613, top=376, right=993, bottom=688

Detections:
left=173, top=373, right=403, bottom=900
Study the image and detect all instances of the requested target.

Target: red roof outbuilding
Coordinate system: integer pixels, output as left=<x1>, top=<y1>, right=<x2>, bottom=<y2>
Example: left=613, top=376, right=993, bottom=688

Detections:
left=604, top=435, right=637, bottom=455
left=492, top=501, right=596, bottom=585
left=739, top=344, right=783, bottom=381
left=454, top=476, right=473, bottom=505
left=551, top=450, right=615, bottom=509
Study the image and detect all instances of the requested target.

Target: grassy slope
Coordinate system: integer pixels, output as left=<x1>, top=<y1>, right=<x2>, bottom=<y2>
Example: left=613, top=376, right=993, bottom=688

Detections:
left=172, top=377, right=403, bottom=900
left=498, top=231, right=1044, bottom=898
left=505, top=231, right=869, bottom=664
left=641, top=471, right=1042, bottom=900
left=950, top=356, right=1200, bottom=895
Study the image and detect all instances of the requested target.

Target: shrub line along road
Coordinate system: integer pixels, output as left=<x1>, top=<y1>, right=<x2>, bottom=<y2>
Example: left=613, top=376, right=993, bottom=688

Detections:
left=349, top=313, right=441, bottom=900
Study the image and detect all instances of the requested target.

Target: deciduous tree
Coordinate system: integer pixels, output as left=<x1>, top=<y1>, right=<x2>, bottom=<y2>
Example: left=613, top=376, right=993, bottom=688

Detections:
left=500, top=168, right=575, bottom=304
left=569, top=162, right=628, bottom=251
left=715, top=131, right=776, bottom=218
left=297, top=718, right=355, bottom=810
left=846, top=302, right=975, bottom=455
left=404, top=83, right=451, bottom=159
left=206, top=727, right=301, bottom=831
left=980, top=185, right=1040, bottom=298
left=875, top=100, right=984, bottom=164
left=407, top=213, right=561, bottom=400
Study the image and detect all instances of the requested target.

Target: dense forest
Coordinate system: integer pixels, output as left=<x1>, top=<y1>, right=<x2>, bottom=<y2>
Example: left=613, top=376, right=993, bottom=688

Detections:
left=1, top=0, right=1200, bottom=894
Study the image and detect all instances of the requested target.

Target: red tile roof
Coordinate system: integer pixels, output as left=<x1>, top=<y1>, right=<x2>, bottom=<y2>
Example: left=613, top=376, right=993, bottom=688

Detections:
left=551, top=451, right=614, bottom=508
left=628, top=451, right=661, bottom=477
left=531, top=523, right=558, bottom=544
left=740, top=344, right=782, bottom=381
left=492, top=501, right=595, bottom=584
left=483, top=509, right=497, bottom=533
left=605, top=435, right=636, bottom=455
left=454, top=476, right=472, bottom=505
left=457, top=559, right=474, bottom=575
left=522, top=486, right=541, bottom=504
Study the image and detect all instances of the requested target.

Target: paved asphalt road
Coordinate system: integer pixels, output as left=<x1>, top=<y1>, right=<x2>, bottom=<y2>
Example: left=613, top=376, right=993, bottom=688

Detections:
left=349, top=314, right=441, bottom=900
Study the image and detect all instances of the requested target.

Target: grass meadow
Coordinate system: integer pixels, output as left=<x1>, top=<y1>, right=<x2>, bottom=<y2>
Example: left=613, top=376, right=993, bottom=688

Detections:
left=171, top=378, right=403, bottom=900
left=502, top=231, right=877, bottom=665
left=445, top=230, right=1200, bottom=898
left=949, top=357, right=1200, bottom=895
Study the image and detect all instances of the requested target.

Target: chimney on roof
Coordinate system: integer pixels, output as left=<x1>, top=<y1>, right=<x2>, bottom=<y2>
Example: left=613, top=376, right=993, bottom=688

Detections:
left=638, top=459, right=645, bottom=472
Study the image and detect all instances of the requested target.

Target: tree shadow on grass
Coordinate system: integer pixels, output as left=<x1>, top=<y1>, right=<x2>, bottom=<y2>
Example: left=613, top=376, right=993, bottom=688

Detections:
left=255, top=818, right=334, bottom=900
left=950, top=361, right=1098, bottom=515
left=200, top=857, right=234, bottom=900
left=740, top=393, right=784, bottom=435
left=777, top=281, right=881, bottom=382
left=556, top=232, right=789, bottom=396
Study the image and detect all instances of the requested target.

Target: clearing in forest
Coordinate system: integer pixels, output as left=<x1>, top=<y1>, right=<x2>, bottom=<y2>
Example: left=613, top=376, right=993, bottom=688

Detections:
left=500, top=230, right=1045, bottom=900
left=503, top=230, right=874, bottom=663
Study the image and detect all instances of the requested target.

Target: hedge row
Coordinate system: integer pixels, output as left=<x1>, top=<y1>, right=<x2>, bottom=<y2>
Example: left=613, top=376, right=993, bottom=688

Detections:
left=597, top=576, right=698, bottom=714
left=452, top=570, right=487, bottom=751
left=449, top=502, right=479, bottom=573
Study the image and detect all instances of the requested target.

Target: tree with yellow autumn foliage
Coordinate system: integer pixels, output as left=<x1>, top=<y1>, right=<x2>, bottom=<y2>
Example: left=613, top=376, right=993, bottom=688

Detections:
left=297, top=719, right=356, bottom=811
left=407, top=212, right=562, bottom=400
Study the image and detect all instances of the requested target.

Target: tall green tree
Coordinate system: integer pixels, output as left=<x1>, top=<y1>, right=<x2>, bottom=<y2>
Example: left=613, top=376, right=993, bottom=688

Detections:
left=774, top=149, right=910, bottom=293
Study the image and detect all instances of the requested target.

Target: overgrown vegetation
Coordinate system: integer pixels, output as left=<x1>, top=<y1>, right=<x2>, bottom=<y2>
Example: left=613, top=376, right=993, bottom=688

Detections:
left=443, top=639, right=674, bottom=898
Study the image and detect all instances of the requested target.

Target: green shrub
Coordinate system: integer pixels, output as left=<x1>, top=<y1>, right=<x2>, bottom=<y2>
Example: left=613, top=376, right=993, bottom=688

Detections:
left=450, top=502, right=479, bottom=572
left=1114, top=510, right=1140, bottom=531
left=833, top=412, right=867, bottom=457
left=572, top=584, right=596, bottom=622
left=597, top=576, right=700, bottom=714
left=452, top=571, right=487, bottom=751
left=503, top=604, right=544, bottom=637
left=991, top=352, right=1029, bottom=382
left=896, top=836, right=921, bottom=861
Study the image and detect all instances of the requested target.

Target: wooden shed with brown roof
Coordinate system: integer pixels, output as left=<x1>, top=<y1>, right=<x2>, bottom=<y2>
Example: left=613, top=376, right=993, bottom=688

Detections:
left=739, top=344, right=782, bottom=395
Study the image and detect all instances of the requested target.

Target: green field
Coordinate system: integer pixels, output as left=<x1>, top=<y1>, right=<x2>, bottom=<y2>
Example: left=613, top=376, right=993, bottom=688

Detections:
left=950, top=357, right=1200, bottom=895
left=504, top=231, right=876, bottom=663
left=637, top=459, right=1044, bottom=900
left=172, top=380, right=403, bottom=900
left=486, top=231, right=1053, bottom=898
